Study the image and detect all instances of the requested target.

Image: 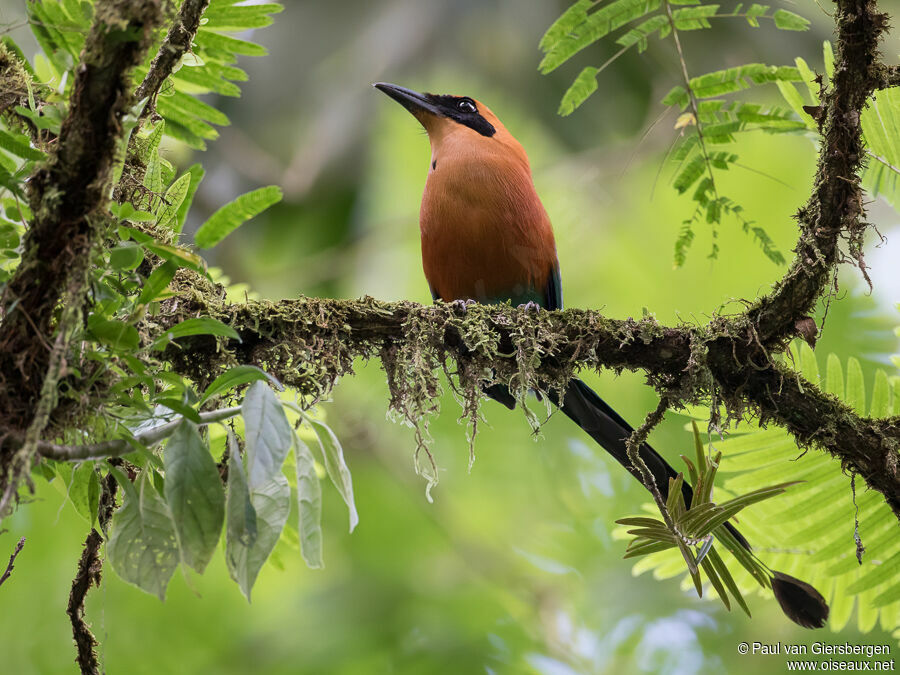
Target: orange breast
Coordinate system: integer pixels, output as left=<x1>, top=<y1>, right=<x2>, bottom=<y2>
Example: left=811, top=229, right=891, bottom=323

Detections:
left=419, top=141, right=558, bottom=305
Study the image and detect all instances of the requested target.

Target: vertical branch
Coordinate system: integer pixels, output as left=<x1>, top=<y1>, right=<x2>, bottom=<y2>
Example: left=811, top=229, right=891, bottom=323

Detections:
left=67, top=473, right=118, bottom=675
left=0, top=0, right=164, bottom=513
left=67, top=530, right=104, bottom=675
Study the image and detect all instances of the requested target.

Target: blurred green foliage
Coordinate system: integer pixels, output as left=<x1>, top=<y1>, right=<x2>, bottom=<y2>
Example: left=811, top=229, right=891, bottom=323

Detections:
left=0, top=0, right=898, bottom=673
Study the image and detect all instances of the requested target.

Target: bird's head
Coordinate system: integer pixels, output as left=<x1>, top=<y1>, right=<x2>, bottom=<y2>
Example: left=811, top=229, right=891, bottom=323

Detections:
left=373, top=83, right=526, bottom=168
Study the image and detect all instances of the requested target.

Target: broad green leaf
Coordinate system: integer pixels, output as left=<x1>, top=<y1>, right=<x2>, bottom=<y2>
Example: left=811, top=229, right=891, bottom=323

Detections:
left=157, top=172, right=192, bottom=229
left=138, top=260, right=178, bottom=304
left=226, top=473, right=290, bottom=601
left=559, top=66, right=599, bottom=116
left=156, top=98, right=219, bottom=142
left=194, top=186, right=282, bottom=249
left=294, top=432, right=324, bottom=569
left=173, top=66, right=242, bottom=97
left=200, top=365, right=280, bottom=406
left=109, top=242, right=144, bottom=271
left=242, top=381, right=292, bottom=488
left=138, top=120, right=165, bottom=165
left=107, top=469, right=179, bottom=601
left=306, top=417, right=358, bottom=532
left=152, top=317, right=240, bottom=350
left=775, top=80, right=816, bottom=130
left=145, top=243, right=206, bottom=273
left=164, top=420, right=225, bottom=573
left=175, top=164, right=204, bottom=233
left=167, top=89, right=230, bottom=126
left=794, top=57, right=819, bottom=102
left=57, top=461, right=100, bottom=527
left=88, top=317, right=140, bottom=351
left=744, top=3, right=768, bottom=27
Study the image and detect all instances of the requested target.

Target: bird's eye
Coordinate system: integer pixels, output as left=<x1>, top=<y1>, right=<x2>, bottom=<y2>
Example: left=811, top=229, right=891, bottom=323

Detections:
left=456, top=99, right=476, bottom=113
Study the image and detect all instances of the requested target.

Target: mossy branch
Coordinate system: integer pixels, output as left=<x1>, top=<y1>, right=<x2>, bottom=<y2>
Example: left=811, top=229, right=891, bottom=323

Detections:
left=0, top=0, right=164, bottom=513
left=140, top=290, right=900, bottom=520
left=0, top=0, right=164, bottom=429
left=744, top=0, right=885, bottom=350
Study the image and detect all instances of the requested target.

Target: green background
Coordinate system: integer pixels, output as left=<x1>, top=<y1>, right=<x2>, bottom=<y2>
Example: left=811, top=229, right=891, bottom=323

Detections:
left=1, top=0, right=899, bottom=672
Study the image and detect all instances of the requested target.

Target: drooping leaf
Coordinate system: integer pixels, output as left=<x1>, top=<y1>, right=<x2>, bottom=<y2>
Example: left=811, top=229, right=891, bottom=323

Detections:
left=226, top=433, right=257, bottom=554
left=163, top=420, right=225, bottom=573
left=107, top=469, right=179, bottom=601
left=305, top=417, right=358, bottom=532
left=242, top=381, right=292, bottom=488
left=226, top=473, right=290, bottom=601
left=56, top=461, right=100, bottom=527
left=628, top=348, right=900, bottom=631
left=294, top=432, right=324, bottom=569
left=558, top=66, right=599, bottom=116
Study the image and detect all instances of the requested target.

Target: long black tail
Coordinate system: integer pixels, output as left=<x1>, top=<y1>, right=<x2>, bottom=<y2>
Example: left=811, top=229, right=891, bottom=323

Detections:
left=554, top=379, right=751, bottom=549
left=487, top=377, right=829, bottom=629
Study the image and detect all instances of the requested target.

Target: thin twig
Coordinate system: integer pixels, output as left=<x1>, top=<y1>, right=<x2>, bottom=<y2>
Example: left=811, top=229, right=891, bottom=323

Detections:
left=0, top=537, right=25, bottom=588
left=663, top=0, right=720, bottom=205
left=36, top=406, right=242, bottom=462
left=624, top=397, right=677, bottom=532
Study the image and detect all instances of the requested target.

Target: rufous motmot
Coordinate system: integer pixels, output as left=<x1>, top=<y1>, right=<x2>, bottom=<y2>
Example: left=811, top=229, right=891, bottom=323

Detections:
left=374, top=82, right=829, bottom=629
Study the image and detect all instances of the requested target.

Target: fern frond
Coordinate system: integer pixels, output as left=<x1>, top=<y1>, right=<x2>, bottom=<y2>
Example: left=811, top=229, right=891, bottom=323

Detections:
left=698, top=346, right=897, bottom=631
left=540, top=0, right=663, bottom=73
